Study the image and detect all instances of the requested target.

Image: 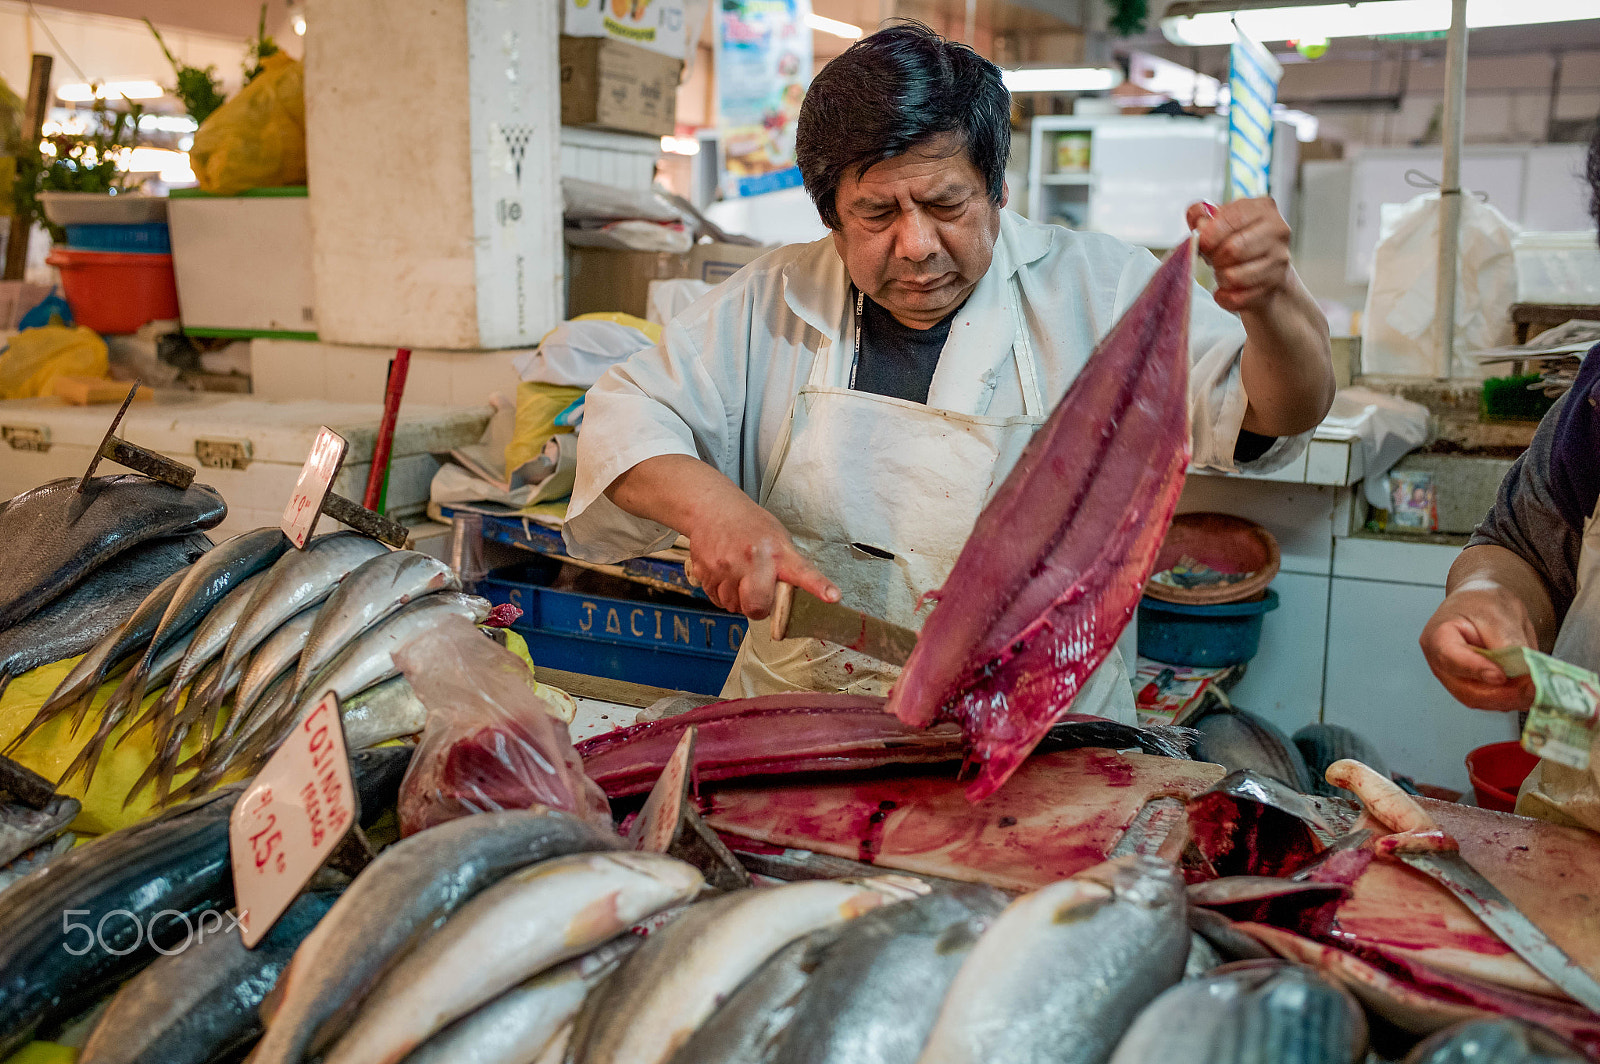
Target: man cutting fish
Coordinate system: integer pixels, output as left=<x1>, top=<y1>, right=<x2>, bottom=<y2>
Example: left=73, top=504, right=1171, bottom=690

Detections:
left=564, top=23, right=1335, bottom=719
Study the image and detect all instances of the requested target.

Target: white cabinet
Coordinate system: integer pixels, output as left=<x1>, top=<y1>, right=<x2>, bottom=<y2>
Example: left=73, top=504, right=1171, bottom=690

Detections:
left=1227, top=570, right=1329, bottom=737
left=1322, top=562, right=1517, bottom=793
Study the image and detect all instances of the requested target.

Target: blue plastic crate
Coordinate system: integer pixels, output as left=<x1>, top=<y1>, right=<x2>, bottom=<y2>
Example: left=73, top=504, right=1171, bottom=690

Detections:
left=478, top=562, right=743, bottom=696
left=65, top=223, right=171, bottom=253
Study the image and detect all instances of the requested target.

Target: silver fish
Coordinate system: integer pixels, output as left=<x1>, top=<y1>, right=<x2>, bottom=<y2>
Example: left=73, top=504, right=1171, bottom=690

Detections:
left=252, top=810, right=619, bottom=1064
left=568, top=879, right=899, bottom=1064
left=915, top=856, right=1190, bottom=1064
left=341, top=675, right=429, bottom=750
left=120, top=527, right=291, bottom=717
left=1402, top=1019, right=1590, bottom=1064
left=59, top=626, right=200, bottom=787
left=324, top=853, right=704, bottom=1064
left=234, top=602, right=324, bottom=723
left=1193, top=709, right=1315, bottom=793
left=293, top=551, right=458, bottom=706
left=215, top=532, right=388, bottom=708
left=665, top=936, right=815, bottom=1064
left=767, top=885, right=1011, bottom=1064
left=403, top=936, right=642, bottom=1064
left=1108, top=960, right=1367, bottom=1064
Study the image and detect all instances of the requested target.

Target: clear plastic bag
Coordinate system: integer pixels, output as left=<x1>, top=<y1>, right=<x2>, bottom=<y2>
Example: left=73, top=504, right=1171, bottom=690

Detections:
left=394, top=617, right=611, bottom=837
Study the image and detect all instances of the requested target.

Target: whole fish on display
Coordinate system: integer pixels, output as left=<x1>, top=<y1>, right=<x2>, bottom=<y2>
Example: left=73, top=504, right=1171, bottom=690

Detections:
left=665, top=935, right=819, bottom=1064
left=886, top=243, right=1195, bottom=800
left=1107, top=959, right=1368, bottom=1064
left=253, top=809, right=620, bottom=1064
left=768, top=884, right=1012, bottom=1064
left=211, top=531, right=389, bottom=714
left=58, top=625, right=202, bottom=788
left=567, top=878, right=911, bottom=1064
left=915, top=856, right=1190, bottom=1064
left=0, top=746, right=408, bottom=1058
left=291, top=550, right=459, bottom=705
left=323, top=852, right=705, bottom=1064
left=0, top=532, right=211, bottom=700
left=1191, top=708, right=1315, bottom=793
left=0, top=474, right=226, bottom=630
left=1403, top=1019, right=1591, bottom=1064
left=403, top=936, right=643, bottom=1064
left=109, top=527, right=292, bottom=736
left=77, top=891, right=340, bottom=1064
left=233, top=603, right=325, bottom=724
left=9, top=563, right=198, bottom=752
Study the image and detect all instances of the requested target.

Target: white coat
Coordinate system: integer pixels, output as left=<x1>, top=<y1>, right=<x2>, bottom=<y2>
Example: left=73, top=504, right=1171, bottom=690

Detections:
left=564, top=208, right=1310, bottom=701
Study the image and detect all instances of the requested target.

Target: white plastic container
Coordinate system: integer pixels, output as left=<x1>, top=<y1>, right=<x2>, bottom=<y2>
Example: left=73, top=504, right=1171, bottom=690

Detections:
left=1513, top=231, right=1600, bottom=305
left=305, top=0, right=563, bottom=350
left=0, top=394, right=491, bottom=538
left=168, top=189, right=315, bottom=339
left=249, top=339, right=520, bottom=407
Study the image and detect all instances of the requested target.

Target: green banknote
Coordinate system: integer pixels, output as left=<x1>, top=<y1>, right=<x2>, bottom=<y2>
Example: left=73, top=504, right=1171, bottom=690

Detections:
left=1477, top=645, right=1600, bottom=771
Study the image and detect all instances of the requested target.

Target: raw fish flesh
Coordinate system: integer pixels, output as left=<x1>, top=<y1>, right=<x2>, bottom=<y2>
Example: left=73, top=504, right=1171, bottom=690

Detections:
left=887, top=243, right=1195, bottom=799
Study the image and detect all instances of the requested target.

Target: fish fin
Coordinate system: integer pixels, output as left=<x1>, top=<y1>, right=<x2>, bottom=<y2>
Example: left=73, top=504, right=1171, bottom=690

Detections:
left=122, top=755, right=165, bottom=809
left=117, top=684, right=181, bottom=749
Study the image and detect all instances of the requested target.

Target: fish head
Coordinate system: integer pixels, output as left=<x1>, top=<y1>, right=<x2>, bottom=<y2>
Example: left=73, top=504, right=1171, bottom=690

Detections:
left=1074, top=854, right=1185, bottom=910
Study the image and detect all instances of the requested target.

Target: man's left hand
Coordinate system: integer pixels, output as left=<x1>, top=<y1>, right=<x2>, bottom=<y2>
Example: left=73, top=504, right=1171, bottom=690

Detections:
left=1185, top=198, right=1293, bottom=314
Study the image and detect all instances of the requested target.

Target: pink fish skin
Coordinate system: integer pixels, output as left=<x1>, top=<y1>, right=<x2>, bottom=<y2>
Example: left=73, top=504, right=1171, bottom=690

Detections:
left=576, top=693, right=964, bottom=799
left=886, top=240, right=1196, bottom=800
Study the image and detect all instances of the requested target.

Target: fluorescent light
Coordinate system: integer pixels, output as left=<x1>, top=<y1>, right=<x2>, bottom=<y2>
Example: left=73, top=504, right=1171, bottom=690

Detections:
left=660, top=135, right=701, bottom=156
left=1002, top=67, right=1122, bottom=93
left=1162, top=0, right=1600, bottom=46
left=137, top=113, right=199, bottom=133
left=1275, top=106, right=1320, bottom=141
left=57, top=80, right=166, bottom=103
left=293, top=13, right=306, bottom=35
left=806, top=13, right=863, bottom=38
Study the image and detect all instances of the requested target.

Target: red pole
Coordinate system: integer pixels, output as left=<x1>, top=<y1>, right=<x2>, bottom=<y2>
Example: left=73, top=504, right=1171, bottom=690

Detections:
left=363, top=348, right=411, bottom=511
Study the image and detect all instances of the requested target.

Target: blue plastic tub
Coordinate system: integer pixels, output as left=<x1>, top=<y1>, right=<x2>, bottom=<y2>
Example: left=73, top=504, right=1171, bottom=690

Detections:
left=65, top=223, right=171, bottom=254
left=478, top=561, right=743, bottom=696
left=1136, top=589, right=1279, bottom=667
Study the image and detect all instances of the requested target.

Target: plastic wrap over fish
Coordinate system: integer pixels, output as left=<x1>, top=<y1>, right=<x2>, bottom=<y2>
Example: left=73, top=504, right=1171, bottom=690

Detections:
left=887, top=240, right=1195, bottom=799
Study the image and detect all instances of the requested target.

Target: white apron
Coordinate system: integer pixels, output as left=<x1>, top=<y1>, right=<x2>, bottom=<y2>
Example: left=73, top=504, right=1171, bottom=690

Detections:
left=1517, top=492, right=1600, bottom=831
left=720, top=280, right=1136, bottom=726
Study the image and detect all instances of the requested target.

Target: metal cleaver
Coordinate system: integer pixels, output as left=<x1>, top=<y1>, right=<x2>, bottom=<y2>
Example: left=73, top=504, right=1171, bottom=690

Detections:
left=769, top=582, right=919, bottom=666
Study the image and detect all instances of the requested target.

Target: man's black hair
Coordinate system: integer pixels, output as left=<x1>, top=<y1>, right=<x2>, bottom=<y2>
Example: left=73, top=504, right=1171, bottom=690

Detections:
left=795, top=21, right=1011, bottom=230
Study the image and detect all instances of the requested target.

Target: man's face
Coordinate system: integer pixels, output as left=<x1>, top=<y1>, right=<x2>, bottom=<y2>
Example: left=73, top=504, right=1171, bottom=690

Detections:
left=830, top=135, right=1005, bottom=330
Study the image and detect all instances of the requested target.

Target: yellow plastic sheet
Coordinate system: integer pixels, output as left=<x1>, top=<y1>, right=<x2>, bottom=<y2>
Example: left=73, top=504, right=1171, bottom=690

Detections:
left=189, top=52, right=306, bottom=195
left=0, top=326, right=108, bottom=400
left=1, top=1043, right=76, bottom=1064
left=0, top=656, right=228, bottom=836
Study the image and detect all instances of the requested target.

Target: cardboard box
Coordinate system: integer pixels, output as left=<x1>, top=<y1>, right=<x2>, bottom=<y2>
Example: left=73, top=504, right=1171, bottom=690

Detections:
left=686, top=242, right=771, bottom=285
left=567, top=246, right=684, bottom=319
left=561, top=37, right=682, bottom=138
left=562, top=0, right=689, bottom=59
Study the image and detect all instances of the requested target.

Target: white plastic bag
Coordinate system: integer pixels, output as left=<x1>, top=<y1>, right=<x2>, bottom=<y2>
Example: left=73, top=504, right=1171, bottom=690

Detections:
left=1361, top=190, right=1519, bottom=379
left=1321, top=387, right=1434, bottom=509
left=511, top=315, right=660, bottom=387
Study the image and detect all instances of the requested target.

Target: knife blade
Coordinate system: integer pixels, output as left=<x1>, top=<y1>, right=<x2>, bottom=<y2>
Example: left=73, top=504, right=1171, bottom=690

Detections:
left=1326, top=758, right=1600, bottom=1012
left=769, top=582, right=919, bottom=666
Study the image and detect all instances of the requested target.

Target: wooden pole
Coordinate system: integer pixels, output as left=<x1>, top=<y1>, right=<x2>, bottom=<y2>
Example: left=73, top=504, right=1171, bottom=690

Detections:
left=1434, top=0, right=1467, bottom=380
left=4, top=54, right=53, bottom=282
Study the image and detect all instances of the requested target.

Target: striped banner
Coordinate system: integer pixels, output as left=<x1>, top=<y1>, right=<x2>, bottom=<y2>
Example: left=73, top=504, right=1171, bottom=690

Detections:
left=1227, top=31, right=1283, bottom=201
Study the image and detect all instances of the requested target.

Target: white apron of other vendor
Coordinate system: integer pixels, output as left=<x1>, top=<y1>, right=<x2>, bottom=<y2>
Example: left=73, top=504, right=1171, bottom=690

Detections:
left=564, top=209, right=1311, bottom=717
left=1519, top=495, right=1600, bottom=832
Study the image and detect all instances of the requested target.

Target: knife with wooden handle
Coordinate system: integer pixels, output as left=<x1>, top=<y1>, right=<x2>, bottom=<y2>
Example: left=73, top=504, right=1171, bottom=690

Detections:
left=1327, top=758, right=1600, bottom=1011
left=769, top=582, right=920, bottom=666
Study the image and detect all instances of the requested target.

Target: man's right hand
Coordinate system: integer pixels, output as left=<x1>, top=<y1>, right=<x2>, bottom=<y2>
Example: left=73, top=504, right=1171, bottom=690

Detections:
left=685, top=496, right=839, bottom=620
left=1420, top=582, right=1538, bottom=713
left=605, top=454, right=839, bottom=622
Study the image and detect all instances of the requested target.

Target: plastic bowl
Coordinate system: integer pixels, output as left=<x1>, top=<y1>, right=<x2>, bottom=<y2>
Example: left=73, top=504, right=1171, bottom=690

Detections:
left=1136, top=589, right=1280, bottom=667
left=1465, top=740, right=1539, bottom=812
left=46, top=248, right=179, bottom=334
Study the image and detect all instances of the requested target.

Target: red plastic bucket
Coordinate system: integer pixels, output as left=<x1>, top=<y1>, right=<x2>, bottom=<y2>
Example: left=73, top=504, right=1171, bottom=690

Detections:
left=1465, top=740, right=1539, bottom=812
left=46, top=247, right=179, bottom=334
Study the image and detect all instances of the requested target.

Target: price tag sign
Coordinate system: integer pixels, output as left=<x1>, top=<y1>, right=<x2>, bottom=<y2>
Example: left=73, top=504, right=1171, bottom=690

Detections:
left=282, top=427, right=348, bottom=548
left=230, top=692, right=356, bottom=947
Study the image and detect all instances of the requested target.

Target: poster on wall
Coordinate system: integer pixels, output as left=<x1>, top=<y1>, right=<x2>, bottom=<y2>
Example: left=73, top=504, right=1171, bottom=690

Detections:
left=1226, top=30, right=1281, bottom=200
left=715, top=0, right=813, bottom=198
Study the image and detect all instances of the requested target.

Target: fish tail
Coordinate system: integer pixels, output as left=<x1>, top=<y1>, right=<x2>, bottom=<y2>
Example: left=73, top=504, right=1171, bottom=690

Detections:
left=117, top=685, right=180, bottom=749
left=0, top=669, right=11, bottom=703
left=122, top=754, right=166, bottom=809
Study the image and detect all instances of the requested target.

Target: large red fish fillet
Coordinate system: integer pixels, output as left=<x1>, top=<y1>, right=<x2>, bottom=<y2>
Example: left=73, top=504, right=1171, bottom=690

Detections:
left=576, top=693, right=965, bottom=798
left=885, top=240, right=1195, bottom=800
